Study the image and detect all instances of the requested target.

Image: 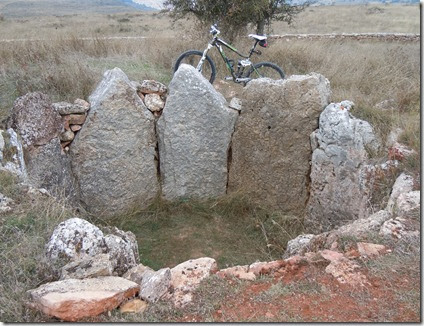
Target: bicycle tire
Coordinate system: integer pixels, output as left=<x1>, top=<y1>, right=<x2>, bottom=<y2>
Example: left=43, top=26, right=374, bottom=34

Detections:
left=174, top=50, right=217, bottom=84
left=246, top=62, right=285, bottom=80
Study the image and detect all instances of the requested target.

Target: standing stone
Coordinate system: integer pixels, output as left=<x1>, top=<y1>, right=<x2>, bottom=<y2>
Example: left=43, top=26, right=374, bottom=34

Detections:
left=305, top=101, right=380, bottom=232
left=0, top=128, right=28, bottom=180
left=228, top=74, right=331, bottom=212
left=71, top=68, right=158, bottom=216
left=8, top=92, right=62, bottom=148
left=157, top=64, right=238, bottom=199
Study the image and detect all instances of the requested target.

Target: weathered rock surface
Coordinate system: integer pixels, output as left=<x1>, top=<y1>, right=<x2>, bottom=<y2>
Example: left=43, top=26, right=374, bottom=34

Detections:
left=157, top=64, right=238, bottom=199
left=217, top=265, right=256, bottom=281
left=0, top=129, right=27, bottom=179
left=356, top=242, right=387, bottom=258
left=46, top=217, right=106, bottom=265
left=144, top=93, right=165, bottom=112
left=123, top=264, right=154, bottom=284
left=24, top=137, right=77, bottom=197
left=336, top=209, right=391, bottom=238
left=119, top=299, right=148, bottom=314
left=168, top=257, right=218, bottom=307
left=60, top=253, right=113, bottom=280
left=306, top=101, right=380, bottom=232
left=27, top=277, right=139, bottom=321
left=386, top=173, right=414, bottom=213
left=139, top=80, right=167, bottom=95
left=71, top=67, right=158, bottom=216
left=394, top=191, right=420, bottom=219
left=104, top=227, right=139, bottom=276
left=52, top=101, right=89, bottom=115
left=228, top=73, right=331, bottom=211
left=284, top=234, right=315, bottom=257
left=0, top=192, right=14, bottom=213
left=139, top=268, right=171, bottom=303
left=8, top=92, right=62, bottom=148
left=379, top=217, right=420, bottom=239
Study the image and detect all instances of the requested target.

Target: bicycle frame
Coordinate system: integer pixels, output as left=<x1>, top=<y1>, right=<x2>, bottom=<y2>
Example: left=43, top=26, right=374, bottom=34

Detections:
left=197, top=32, right=262, bottom=82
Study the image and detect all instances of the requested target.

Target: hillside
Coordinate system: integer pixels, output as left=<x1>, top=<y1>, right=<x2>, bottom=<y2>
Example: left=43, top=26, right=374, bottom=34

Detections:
left=0, top=0, right=154, bottom=17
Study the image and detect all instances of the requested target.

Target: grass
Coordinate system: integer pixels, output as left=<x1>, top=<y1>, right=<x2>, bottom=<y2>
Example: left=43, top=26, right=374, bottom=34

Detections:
left=106, top=194, right=304, bottom=270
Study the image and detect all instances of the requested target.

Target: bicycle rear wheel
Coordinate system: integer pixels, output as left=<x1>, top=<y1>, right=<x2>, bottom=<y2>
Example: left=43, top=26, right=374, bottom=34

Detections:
left=174, top=50, right=216, bottom=84
left=246, top=62, right=285, bottom=80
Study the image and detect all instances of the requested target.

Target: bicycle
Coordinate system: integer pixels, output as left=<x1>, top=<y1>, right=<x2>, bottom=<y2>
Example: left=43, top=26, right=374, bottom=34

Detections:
left=173, top=25, right=285, bottom=85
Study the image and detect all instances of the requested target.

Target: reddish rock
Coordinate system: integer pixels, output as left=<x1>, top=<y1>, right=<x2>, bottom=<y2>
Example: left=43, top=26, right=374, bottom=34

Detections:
left=139, top=80, right=167, bottom=95
left=69, top=114, right=86, bottom=125
left=217, top=265, right=256, bottom=281
left=319, top=250, right=344, bottom=262
left=119, top=299, right=148, bottom=314
left=357, top=242, right=387, bottom=258
left=70, top=125, right=82, bottom=132
left=27, top=277, right=139, bottom=321
left=249, top=260, right=286, bottom=276
left=325, top=257, right=369, bottom=287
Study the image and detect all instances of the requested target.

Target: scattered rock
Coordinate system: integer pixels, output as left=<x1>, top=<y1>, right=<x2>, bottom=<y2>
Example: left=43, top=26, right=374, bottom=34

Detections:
left=68, top=114, right=86, bottom=125
left=217, top=265, right=256, bottom=281
left=168, top=257, right=218, bottom=307
left=229, top=97, right=242, bottom=111
left=0, top=192, right=14, bottom=213
left=119, top=299, right=148, bottom=314
left=306, top=101, right=381, bottom=232
left=45, top=217, right=106, bottom=265
left=123, top=264, right=154, bottom=284
left=0, top=129, right=27, bottom=179
left=228, top=73, right=330, bottom=212
left=325, top=257, right=369, bottom=287
left=52, top=101, right=89, bottom=115
left=386, top=173, right=414, bottom=213
left=395, top=191, right=420, bottom=219
left=139, top=268, right=171, bottom=303
left=139, top=80, right=167, bottom=95
left=144, top=93, right=165, bottom=112
left=104, top=227, right=139, bottom=276
left=284, top=234, right=315, bottom=257
left=70, top=125, right=82, bottom=132
left=60, top=253, right=114, bottom=280
left=59, top=130, right=75, bottom=142
left=71, top=67, right=158, bottom=216
left=356, top=242, right=387, bottom=259
left=157, top=64, right=238, bottom=199
left=336, top=210, right=391, bottom=238
left=248, top=260, right=285, bottom=276
left=27, top=276, right=139, bottom=321
left=8, top=92, right=62, bottom=148
left=379, top=217, right=420, bottom=239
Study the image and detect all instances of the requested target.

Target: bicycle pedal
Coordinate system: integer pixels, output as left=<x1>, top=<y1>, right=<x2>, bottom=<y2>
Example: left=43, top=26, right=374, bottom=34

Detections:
left=224, top=76, right=233, bottom=81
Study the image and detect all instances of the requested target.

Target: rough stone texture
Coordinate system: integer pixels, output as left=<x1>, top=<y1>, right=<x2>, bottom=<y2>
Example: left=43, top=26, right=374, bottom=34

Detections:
left=386, top=173, right=414, bottom=214
left=228, top=73, right=331, bottom=212
left=306, top=101, right=380, bottom=232
left=104, top=227, right=139, bottom=276
left=1, top=129, right=28, bottom=179
left=123, top=264, right=153, bottom=283
left=27, top=277, right=139, bottom=321
left=71, top=67, right=158, bottom=216
left=52, top=101, right=89, bottom=115
left=144, top=93, right=165, bottom=112
left=284, top=234, right=315, bottom=257
left=46, top=217, right=106, bottom=265
left=24, top=137, right=77, bottom=198
left=325, top=257, right=369, bottom=287
left=119, top=299, right=148, bottom=314
left=60, top=253, right=114, bottom=280
left=379, top=217, right=420, bottom=239
left=394, top=191, right=420, bottom=219
left=139, top=268, right=171, bottom=303
left=217, top=265, right=256, bottom=281
left=59, top=130, right=75, bottom=142
left=336, top=210, right=391, bottom=238
left=157, top=64, right=238, bottom=199
left=168, top=257, right=218, bottom=307
left=0, top=192, right=14, bottom=213
left=8, top=92, right=62, bottom=148
left=139, top=80, right=167, bottom=95
left=357, top=242, right=387, bottom=258
left=68, top=114, right=86, bottom=125
left=248, top=260, right=285, bottom=276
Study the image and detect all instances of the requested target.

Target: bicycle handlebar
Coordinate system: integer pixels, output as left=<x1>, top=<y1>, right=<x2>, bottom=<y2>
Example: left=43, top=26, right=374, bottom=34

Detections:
left=210, top=25, right=220, bottom=36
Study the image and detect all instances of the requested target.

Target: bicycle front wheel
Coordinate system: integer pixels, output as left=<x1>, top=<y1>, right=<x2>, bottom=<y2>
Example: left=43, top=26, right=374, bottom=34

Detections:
left=174, top=50, right=217, bottom=84
left=246, top=62, right=285, bottom=81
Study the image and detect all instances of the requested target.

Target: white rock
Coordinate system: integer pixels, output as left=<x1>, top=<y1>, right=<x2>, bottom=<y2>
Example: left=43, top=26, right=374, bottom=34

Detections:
left=386, top=173, right=414, bottom=214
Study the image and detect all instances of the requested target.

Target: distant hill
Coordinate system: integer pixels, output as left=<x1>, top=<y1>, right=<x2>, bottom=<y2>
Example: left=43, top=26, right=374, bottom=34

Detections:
left=0, top=0, right=155, bottom=18
left=131, top=0, right=162, bottom=10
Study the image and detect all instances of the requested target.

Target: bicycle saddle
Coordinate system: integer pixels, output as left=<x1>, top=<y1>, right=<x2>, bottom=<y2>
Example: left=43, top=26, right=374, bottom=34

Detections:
left=248, top=34, right=267, bottom=41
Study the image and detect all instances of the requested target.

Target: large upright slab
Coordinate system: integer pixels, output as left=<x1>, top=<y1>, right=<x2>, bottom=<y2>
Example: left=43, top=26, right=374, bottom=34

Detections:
left=71, top=68, right=158, bottom=217
left=157, top=64, right=238, bottom=199
left=228, top=74, right=331, bottom=212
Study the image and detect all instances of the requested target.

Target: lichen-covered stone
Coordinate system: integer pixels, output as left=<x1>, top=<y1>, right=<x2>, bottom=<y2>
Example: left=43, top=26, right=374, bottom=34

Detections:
left=228, top=73, right=331, bottom=212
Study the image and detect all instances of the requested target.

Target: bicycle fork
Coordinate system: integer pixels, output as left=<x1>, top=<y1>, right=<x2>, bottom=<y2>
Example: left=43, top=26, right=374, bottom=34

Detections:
left=196, top=43, right=213, bottom=72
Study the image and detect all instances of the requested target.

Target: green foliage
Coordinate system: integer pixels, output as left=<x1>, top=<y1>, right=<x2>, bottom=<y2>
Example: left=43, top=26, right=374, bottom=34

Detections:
left=163, top=0, right=309, bottom=37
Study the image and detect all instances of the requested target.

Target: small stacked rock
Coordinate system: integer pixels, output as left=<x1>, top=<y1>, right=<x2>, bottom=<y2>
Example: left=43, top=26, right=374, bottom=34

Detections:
left=52, top=99, right=90, bottom=152
left=133, top=80, right=167, bottom=117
